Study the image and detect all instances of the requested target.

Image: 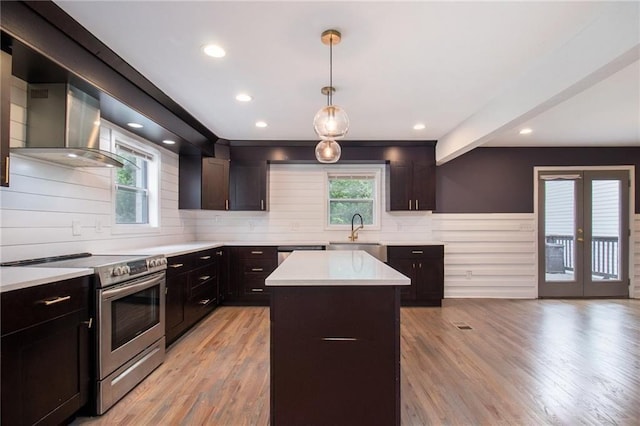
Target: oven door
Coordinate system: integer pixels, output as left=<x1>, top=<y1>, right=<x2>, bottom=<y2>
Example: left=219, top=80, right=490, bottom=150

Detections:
left=98, top=271, right=165, bottom=379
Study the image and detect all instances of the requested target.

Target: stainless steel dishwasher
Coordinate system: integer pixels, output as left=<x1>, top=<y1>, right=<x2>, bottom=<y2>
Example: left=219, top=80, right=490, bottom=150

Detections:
left=277, top=245, right=325, bottom=265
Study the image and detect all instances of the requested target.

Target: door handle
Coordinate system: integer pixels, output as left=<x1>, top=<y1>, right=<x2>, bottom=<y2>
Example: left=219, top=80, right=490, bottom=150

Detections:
left=199, top=255, right=211, bottom=260
left=577, top=237, right=584, bottom=242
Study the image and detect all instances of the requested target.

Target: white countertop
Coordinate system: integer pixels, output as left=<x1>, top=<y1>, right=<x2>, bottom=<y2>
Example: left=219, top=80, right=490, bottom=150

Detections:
left=105, top=241, right=225, bottom=257
left=0, top=267, right=93, bottom=293
left=265, top=250, right=410, bottom=287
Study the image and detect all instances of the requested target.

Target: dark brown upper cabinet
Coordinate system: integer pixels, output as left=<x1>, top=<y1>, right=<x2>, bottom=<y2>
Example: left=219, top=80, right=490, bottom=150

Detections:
left=229, top=161, right=269, bottom=211
left=1, top=49, right=11, bottom=187
left=386, top=160, right=435, bottom=211
left=202, top=157, right=230, bottom=210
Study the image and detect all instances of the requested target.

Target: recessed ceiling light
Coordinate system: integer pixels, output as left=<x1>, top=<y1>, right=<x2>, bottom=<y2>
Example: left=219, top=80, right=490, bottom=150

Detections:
left=519, top=128, right=533, bottom=135
left=236, top=93, right=252, bottom=102
left=93, top=120, right=101, bottom=126
left=202, top=44, right=226, bottom=58
left=67, top=153, right=78, bottom=158
left=127, top=122, right=143, bottom=129
left=413, top=123, right=426, bottom=130
left=255, top=121, right=268, bottom=128
left=162, top=139, right=176, bottom=145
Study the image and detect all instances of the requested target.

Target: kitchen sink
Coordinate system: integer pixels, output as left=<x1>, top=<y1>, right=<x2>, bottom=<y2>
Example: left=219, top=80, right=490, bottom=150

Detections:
left=327, top=242, right=387, bottom=262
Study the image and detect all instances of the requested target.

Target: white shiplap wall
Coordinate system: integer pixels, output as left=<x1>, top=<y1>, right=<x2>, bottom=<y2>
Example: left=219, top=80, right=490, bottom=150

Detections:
left=0, top=77, right=196, bottom=263
left=433, top=213, right=538, bottom=298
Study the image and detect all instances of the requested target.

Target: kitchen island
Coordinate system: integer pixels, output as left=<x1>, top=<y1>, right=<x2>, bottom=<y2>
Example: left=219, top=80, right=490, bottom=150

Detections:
left=266, top=250, right=409, bottom=426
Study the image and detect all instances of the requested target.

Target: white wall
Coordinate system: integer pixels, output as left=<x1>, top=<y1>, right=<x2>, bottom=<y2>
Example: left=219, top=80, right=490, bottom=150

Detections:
left=0, top=77, right=196, bottom=263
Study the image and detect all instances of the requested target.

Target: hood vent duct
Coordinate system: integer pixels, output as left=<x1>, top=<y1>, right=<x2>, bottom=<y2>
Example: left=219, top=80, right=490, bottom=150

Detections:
left=11, top=83, right=124, bottom=168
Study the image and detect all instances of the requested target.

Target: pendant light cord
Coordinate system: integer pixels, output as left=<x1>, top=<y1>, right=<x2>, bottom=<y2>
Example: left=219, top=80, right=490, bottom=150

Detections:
left=328, top=35, right=333, bottom=106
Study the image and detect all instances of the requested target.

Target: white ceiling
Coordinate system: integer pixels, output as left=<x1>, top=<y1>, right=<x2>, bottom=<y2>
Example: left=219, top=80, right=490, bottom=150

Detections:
left=54, top=1, right=639, bottom=164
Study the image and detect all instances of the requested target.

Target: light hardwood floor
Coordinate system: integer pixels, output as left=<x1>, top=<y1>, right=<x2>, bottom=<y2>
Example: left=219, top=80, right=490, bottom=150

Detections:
left=74, top=299, right=640, bottom=425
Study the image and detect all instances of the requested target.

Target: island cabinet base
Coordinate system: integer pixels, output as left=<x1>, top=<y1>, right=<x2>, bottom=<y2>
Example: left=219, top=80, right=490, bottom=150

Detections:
left=270, top=286, right=400, bottom=426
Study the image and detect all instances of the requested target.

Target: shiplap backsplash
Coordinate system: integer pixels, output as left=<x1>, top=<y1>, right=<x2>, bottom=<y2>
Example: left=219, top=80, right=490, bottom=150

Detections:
left=0, top=77, right=196, bottom=262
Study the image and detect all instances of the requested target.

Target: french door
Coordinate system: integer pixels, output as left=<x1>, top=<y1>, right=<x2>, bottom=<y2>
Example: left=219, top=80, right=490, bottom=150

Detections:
left=538, top=169, right=630, bottom=298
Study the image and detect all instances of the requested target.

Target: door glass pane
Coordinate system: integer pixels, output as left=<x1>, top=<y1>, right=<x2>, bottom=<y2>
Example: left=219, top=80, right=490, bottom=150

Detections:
left=591, top=180, right=620, bottom=281
left=544, top=180, right=575, bottom=281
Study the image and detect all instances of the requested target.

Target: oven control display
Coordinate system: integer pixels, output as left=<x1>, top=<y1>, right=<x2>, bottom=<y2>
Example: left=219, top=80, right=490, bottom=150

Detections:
left=127, top=260, right=149, bottom=275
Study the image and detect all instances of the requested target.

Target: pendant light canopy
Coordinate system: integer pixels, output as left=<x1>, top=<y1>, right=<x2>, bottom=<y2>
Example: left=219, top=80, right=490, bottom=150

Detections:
left=314, top=29, right=348, bottom=164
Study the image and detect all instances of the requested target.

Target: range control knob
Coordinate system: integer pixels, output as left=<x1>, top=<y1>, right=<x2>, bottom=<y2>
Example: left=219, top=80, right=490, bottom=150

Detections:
left=112, top=266, right=126, bottom=276
left=148, top=259, right=157, bottom=268
left=160, top=258, right=167, bottom=265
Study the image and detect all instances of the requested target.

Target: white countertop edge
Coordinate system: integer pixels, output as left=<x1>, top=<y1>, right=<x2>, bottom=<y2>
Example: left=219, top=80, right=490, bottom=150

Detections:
left=266, top=278, right=410, bottom=286
left=95, top=240, right=444, bottom=258
left=0, top=267, right=93, bottom=293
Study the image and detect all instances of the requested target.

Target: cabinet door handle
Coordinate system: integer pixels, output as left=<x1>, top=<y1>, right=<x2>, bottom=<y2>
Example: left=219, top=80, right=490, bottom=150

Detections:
left=83, top=318, right=93, bottom=329
left=199, top=255, right=211, bottom=260
left=251, top=251, right=263, bottom=255
left=411, top=250, right=423, bottom=254
left=4, top=156, right=9, bottom=185
left=199, top=275, right=211, bottom=281
left=169, top=263, right=184, bottom=269
left=225, top=199, right=229, bottom=210
left=198, top=299, right=211, bottom=305
left=40, top=295, right=71, bottom=306
left=261, top=199, right=264, bottom=210
left=409, top=199, right=412, bottom=210
left=419, top=263, right=422, bottom=268
left=412, top=263, right=416, bottom=269
left=416, top=199, right=419, bottom=210
left=217, top=251, right=223, bottom=256
left=251, top=288, right=264, bottom=292
left=321, top=337, right=358, bottom=342
left=251, top=268, right=264, bottom=272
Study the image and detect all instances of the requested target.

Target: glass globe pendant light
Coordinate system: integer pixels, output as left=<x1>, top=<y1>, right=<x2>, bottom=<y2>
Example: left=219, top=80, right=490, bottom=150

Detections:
left=315, top=139, right=342, bottom=163
left=313, top=29, right=348, bottom=163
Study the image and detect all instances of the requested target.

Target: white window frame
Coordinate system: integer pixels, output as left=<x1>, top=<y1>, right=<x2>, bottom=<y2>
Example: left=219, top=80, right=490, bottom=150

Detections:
left=107, top=123, right=160, bottom=234
left=324, top=166, right=382, bottom=231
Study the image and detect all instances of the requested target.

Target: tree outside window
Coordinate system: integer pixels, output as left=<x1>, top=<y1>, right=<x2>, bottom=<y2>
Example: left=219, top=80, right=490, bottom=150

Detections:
left=328, top=174, right=377, bottom=226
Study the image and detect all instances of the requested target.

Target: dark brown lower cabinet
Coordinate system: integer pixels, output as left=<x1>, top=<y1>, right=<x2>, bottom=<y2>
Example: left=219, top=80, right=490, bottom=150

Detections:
left=226, top=246, right=277, bottom=305
left=165, top=248, right=222, bottom=346
left=387, top=245, right=444, bottom=306
left=270, top=286, right=400, bottom=426
left=1, top=276, right=91, bottom=426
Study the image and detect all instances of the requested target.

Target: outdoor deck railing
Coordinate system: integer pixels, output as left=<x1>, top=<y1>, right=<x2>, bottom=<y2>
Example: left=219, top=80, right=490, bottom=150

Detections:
left=545, top=235, right=619, bottom=278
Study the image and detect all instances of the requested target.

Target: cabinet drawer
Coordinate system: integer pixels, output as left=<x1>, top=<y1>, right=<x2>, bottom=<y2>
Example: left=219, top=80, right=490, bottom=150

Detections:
left=242, top=277, right=270, bottom=295
left=166, top=253, right=194, bottom=277
left=241, top=258, right=276, bottom=274
left=189, top=264, right=217, bottom=292
left=271, top=286, right=397, bottom=342
left=192, top=249, right=219, bottom=269
left=1, top=275, right=90, bottom=335
left=387, top=245, right=443, bottom=259
left=235, top=246, right=277, bottom=259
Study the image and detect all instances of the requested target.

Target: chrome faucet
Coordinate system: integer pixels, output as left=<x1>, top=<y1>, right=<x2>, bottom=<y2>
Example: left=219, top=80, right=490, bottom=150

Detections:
left=349, top=213, right=364, bottom=241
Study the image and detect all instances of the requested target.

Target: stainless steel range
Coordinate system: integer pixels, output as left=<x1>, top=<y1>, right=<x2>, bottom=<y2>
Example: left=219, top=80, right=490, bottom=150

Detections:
left=3, top=253, right=168, bottom=414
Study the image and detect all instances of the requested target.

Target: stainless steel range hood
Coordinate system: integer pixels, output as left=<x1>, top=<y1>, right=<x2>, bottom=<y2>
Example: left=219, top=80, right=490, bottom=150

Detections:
left=11, top=83, right=124, bottom=168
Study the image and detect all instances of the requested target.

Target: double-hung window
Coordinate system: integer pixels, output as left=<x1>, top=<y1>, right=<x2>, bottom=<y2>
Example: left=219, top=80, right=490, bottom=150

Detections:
left=326, top=170, right=380, bottom=228
left=115, top=143, right=152, bottom=224
left=106, top=124, right=160, bottom=231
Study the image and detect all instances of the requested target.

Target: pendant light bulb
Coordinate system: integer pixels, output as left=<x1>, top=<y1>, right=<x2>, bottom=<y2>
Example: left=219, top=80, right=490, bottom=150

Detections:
left=313, top=104, right=349, bottom=140
left=315, top=139, right=341, bottom=163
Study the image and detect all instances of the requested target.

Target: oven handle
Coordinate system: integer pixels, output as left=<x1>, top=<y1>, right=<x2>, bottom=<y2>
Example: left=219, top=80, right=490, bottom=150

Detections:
left=101, top=272, right=165, bottom=300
